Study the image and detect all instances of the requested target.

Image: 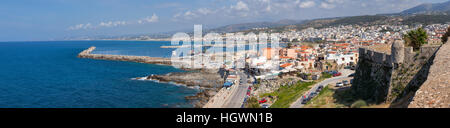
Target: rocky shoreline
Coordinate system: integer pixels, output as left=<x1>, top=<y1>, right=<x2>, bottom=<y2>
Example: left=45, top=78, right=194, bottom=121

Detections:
left=135, top=70, right=224, bottom=108
left=78, top=46, right=224, bottom=108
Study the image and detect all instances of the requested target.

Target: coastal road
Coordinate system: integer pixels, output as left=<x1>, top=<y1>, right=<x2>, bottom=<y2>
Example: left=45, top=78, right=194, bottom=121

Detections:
left=290, top=69, right=354, bottom=108
left=222, top=70, right=250, bottom=108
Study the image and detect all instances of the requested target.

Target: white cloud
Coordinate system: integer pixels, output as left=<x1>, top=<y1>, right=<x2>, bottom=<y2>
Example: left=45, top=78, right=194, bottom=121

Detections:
left=299, top=1, right=316, bottom=8
left=197, top=8, right=214, bottom=15
left=231, top=1, right=250, bottom=11
left=320, top=2, right=336, bottom=9
left=99, top=21, right=127, bottom=27
left=68, top=23, right=93, bottom=30
left=68, top=14, right=159, bottom=30
left=138, top=14, right=159, bottom=24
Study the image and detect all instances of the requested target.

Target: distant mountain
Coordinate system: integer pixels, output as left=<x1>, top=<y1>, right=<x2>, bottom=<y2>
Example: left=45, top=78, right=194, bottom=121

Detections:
left=205, top=19, right=304, bottom=33
left=401, top=0, right=450, bottom=14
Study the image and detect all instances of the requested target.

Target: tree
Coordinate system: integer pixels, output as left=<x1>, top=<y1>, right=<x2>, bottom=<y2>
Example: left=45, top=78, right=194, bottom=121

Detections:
left=287, top=42, right=293, bottom=48
left=403, top=28, right=428, bottom=51
left=442, top=27, right=450, bottom=44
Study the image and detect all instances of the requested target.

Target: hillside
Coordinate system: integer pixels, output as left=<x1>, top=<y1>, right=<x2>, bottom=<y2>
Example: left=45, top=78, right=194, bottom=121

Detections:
left=81, top=0, right=450, bottom=40
left=206, top=19, right=303, bottom=33
left=401, top=0, right=450, bottom=14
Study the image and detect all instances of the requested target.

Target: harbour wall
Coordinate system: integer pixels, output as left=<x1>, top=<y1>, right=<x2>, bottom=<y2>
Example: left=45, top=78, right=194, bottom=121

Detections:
left=78, top=46, right=173, bottom=65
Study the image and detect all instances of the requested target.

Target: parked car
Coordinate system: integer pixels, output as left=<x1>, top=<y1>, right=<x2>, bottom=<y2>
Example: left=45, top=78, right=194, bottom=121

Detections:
left=333, top=72, right=342, bottom=77
left=261, top=104, right=270, bottom=108
left=317, top=85, right=324, bottom=90
left=301, top=98, right=308, bottom=104
left=325, top=70, right=335, bottom=75
left=343, top=80, right=350, bottom=86
left=316, top=86, right=323, bottom=92
left=301, top=95, right=308, bottom=104
left=301, top=95, right=310, bottom=104
left=259, top=99, right=267, bottom=104
left=336, top=82, right=344, bottom=87
left=350, top=79, right=354, bottom=84
left=348, top=73, right=355, bottom=77
left=309, top=92, right=317, bottom=97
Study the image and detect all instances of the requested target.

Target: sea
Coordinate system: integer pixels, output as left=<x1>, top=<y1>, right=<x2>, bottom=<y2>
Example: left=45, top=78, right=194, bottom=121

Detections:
left=0, top=41, right=198, bottom=108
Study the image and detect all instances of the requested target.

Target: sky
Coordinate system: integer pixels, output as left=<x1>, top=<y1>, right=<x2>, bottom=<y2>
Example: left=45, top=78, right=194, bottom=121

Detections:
left=0, top=0, right=448, bottom=41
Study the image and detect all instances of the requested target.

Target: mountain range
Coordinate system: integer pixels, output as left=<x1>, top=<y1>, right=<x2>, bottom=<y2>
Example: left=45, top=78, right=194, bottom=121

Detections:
left=401, top=0, right=450, bottom=14
left=77, top=0, right=450, bottom=40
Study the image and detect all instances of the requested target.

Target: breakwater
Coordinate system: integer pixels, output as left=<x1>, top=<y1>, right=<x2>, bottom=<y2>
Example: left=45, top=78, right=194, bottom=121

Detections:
left=78, top=46, right=173, bottom=65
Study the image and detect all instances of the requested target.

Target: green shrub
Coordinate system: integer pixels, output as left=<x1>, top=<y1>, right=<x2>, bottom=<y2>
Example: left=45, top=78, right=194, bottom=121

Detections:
left=403, top=28, right=428, bottom=51
left=442, top=27, right=449, bottom=43
left=245, top=97, right=261, bottom=108
left=351, top=100, right=367, bottom=108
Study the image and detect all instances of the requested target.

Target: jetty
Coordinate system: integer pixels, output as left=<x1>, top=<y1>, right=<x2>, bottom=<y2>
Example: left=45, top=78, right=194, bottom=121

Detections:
left=78, top=46, right=173, bottom=65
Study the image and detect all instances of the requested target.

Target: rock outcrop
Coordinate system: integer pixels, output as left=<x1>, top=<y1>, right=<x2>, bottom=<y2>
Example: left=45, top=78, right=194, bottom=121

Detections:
left=138, top=69, right=225, bottom=108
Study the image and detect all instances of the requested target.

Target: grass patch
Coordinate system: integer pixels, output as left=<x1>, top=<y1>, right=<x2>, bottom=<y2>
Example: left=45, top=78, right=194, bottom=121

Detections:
left=351, top=100, right=368, bottom=108
left=304, top=86, right=346, bottom=108
left=321, top=72, right=333, bottom=79
left=265, top=81, right=316, bottom=108
left=304, top=86, right=389, bottom=108
left=245, top=97, right=261, bottom=108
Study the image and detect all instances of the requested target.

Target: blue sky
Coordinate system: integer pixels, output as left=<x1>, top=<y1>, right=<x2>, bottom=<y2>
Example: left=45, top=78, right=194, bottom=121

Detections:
left=0, top=0, right=447, bottom=41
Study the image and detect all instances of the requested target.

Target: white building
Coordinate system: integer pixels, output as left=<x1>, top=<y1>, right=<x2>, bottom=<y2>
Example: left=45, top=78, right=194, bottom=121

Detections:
left=326, top=53, right=357, bottom=66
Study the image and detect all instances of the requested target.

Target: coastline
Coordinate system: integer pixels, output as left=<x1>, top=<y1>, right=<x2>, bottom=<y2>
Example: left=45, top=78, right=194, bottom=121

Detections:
left=78, top=46, right=222, bottom=108
left=134, top=71, right=224, bottom=108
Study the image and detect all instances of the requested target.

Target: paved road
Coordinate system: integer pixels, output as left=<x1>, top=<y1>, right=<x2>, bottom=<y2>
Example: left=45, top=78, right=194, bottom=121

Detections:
left=223, top=70, right=250, bottom=108
left=290, top=69, right=354, bottom=108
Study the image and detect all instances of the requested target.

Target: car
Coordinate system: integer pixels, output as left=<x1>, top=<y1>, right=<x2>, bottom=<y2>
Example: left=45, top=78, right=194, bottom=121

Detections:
left=317, top=85, right=324, bottom=90
left=350, top=79, right=354, bottom=84
left=259, top=99, right=267, bottom=104
left=309, top=92, right=317, bottom=98
left=333, top=72, right=342, bottom=77
left=343, top=80, right=350, bottom=85
left=336, top=82, right=344, bottom=87
left=350, top=66, right=356, bottom=70
left=301, top=99, right=308, bottom=104
left=301, top=96, right=309, bottom=104
left=330, top=71, right=338, bottom=75
left=348, top=73, right=355, bottom=77
left=316, top=86, right=323, bottom=92
left=261, top=104, right=270, bottom=108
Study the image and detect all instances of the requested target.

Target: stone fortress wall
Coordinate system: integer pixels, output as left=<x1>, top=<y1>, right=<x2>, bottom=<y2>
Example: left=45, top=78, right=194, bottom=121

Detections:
left=358, top=42, right=440, bottom=68
left=352, top=40, right=442, bottom=106
left=409, top=40, right=450, bottom=108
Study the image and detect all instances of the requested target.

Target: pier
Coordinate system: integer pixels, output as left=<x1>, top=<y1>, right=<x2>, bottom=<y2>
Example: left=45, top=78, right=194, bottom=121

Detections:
left=78, top=46, right=173, bottom=65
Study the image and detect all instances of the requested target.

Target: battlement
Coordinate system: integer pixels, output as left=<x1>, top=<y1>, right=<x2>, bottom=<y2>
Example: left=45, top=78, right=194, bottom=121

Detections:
left=359, top=43, right=441, bottom=67
left=358, top=47, right=393, bottom=67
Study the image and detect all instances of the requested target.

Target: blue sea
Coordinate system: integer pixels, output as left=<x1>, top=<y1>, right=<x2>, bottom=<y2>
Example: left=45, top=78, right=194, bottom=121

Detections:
left=0, top=41, right=198, bottom=108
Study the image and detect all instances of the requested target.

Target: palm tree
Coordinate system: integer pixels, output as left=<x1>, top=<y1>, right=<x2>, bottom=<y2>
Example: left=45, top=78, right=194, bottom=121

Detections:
left=442, top=27, right=450, bottom=44
left=403, top=28, right=428, bottom=51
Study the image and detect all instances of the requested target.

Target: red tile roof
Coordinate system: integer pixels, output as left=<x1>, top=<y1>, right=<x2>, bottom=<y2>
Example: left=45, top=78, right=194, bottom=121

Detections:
left=280, top=63, right=293, bottom=68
